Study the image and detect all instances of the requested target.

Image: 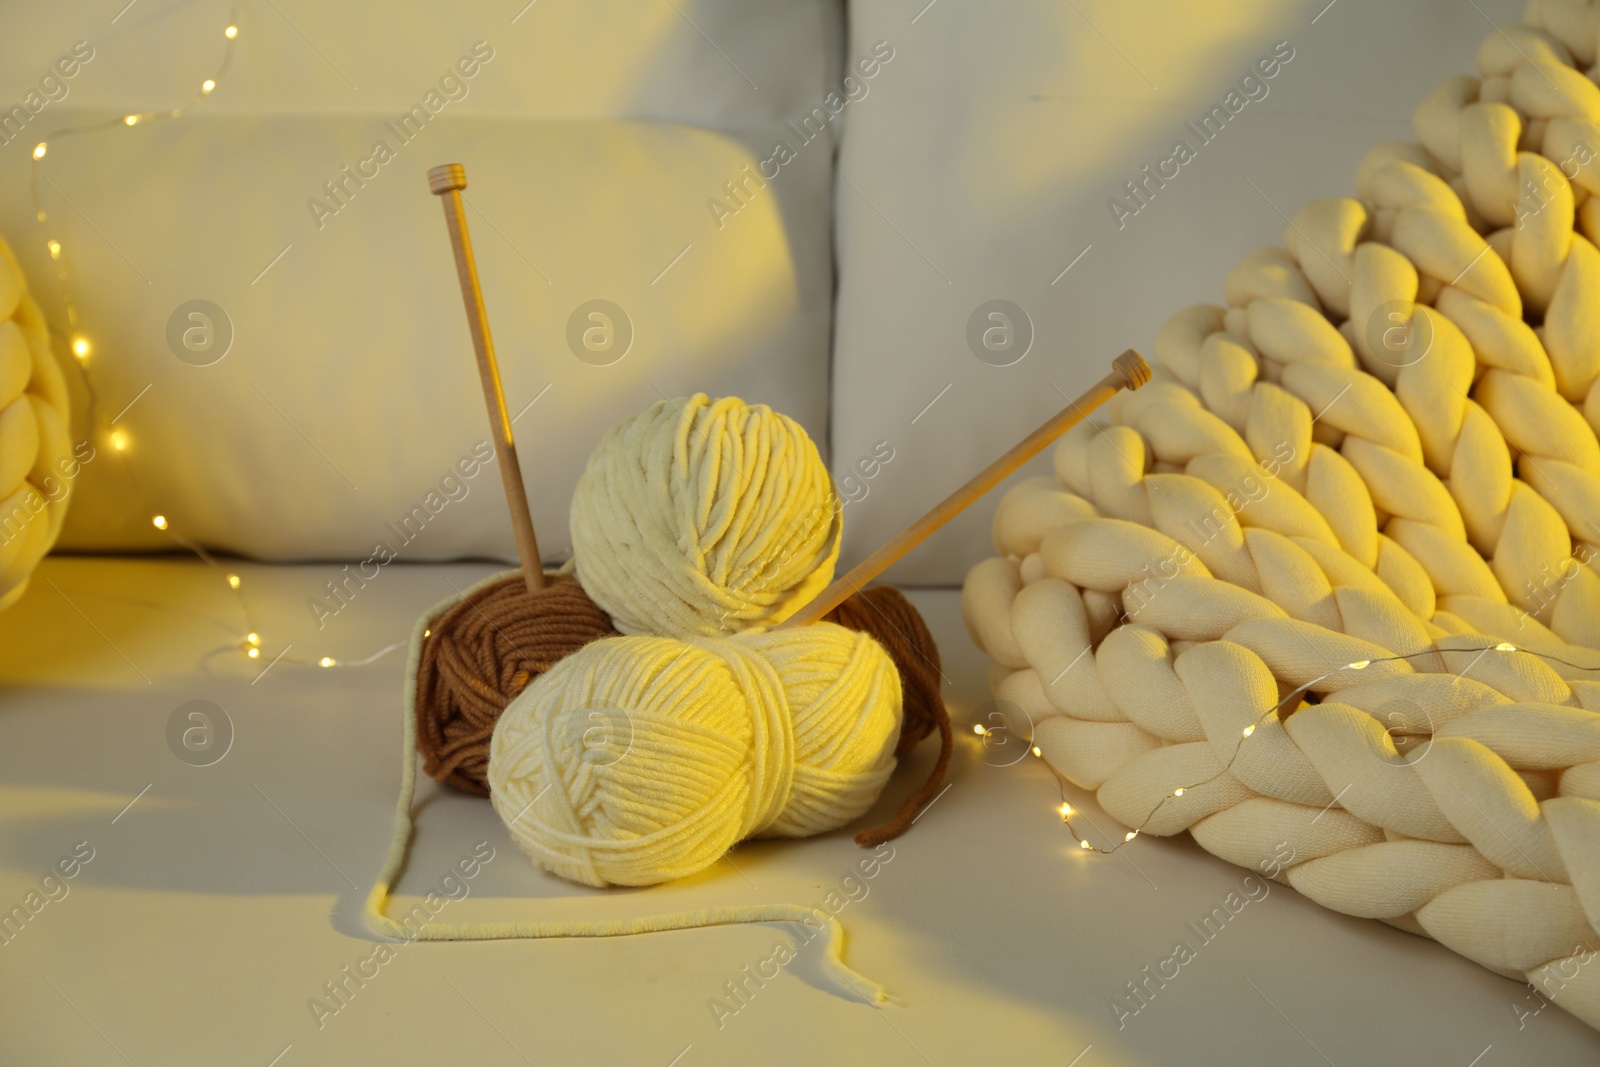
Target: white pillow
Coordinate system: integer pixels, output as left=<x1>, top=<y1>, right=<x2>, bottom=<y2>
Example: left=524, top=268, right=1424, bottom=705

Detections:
left=0, top=0, right=844, bottom=560
left=1, top=113, right=835, bottom=559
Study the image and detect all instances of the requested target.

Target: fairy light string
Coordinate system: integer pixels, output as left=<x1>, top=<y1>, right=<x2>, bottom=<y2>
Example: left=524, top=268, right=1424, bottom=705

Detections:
left=29, top=9, right=397, bottom=674
left=976, top=642, right=1600, bottom=857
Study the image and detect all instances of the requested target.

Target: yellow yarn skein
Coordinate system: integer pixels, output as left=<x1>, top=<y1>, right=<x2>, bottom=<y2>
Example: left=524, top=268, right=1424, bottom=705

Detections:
left=0, top=236, right=73, bottom=611
left=569, top=394, right=840, bottom=637
left=487, top=621, right=902, bottom=888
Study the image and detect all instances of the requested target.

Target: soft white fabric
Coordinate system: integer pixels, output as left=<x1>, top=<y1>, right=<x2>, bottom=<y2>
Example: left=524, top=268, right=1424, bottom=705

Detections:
left=0, top=0, right=842, bottom=559
left=0, top=114, right=836, bottom=558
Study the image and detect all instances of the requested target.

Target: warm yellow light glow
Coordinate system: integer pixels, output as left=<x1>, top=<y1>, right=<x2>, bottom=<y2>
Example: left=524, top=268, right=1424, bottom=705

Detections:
left=227, top=574, right=241, bottom=589
left=110, top=430, right=128, bottom=451
left=1079, top=840, right=1092, bottom=850
left=246, top=632, right=261, bottom=647
left=1173, top=787, right=1185, bottom=797
left=1059, top=803, right=1072, bottom=818
left=152, top=515, right=168, bottom=530
left=224, top=24, right=238, bottom=38
left=972, top=724, right=986, bottom=736
left=1032, top=745, right=1042, bottom=757
left=247, top=647, right=261, bottom=659
left=423, top=628, right=431, bottom=638
left=123, top=115, right=140, bottom=126
left=319, top=656, right=336, bottom=668
left=32, top=143, right=46, bottom=160
left=201, top=80, right=216, bottom=94
left=47, top=240, right=61, bottom=258
left=72, top=337, right=90, bottom=358
left=1125, top=830, right=1138, bottom=841
left=1241, top=725, right=1255, bottom=738
left=1349, top=659, right=1371, bottom=670
left=1495, top=642, right=1516, bottom=652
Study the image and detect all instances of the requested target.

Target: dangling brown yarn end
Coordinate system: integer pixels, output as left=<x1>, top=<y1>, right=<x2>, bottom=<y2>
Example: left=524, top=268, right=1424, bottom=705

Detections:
left=822, top=586, right=953, bottom=846
left=415, top=573, right=618, bottom=795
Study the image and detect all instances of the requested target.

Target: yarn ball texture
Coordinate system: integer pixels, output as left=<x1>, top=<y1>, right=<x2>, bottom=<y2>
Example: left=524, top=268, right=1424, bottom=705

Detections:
left=825, top=584, right=955, bottom=847
left=569, top=394, right=840, bottom=637
left=413, top=570, right=949, bottom=803
left=0, top=236, right=72, bottom=611
left=487, top=621, right=901, bottom=888
left=414, top=572, right=617, bottom=795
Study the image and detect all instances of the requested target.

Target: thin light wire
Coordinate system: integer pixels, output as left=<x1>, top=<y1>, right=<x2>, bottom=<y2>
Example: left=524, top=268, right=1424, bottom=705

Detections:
left=27, top=5, right=399, bottom=675
left=1028, top=642, right=1596, bottom=855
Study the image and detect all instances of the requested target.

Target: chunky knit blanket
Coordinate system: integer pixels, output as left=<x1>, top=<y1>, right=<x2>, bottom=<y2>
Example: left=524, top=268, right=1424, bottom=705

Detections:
left=963, top=0, right=1600, bottom=1031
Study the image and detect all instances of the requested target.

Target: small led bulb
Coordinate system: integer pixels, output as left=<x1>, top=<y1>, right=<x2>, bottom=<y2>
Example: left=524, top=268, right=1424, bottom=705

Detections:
left=318, top=657, right=336, bottom=668
left=1241, top=724, right=1255, bottom=738
left=152, top=515, right=168, bottom=530
left=227, top=574, right=241, bottom=589
left=32, top=143, right=47, bottom=160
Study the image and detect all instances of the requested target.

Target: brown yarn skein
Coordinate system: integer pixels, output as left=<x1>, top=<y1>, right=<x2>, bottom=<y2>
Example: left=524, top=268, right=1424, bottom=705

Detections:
left=414, top=573, right=617, bottom=795
left=820, top=586, right=953, bottom=847
left=413, top=576, right=951, bottom=844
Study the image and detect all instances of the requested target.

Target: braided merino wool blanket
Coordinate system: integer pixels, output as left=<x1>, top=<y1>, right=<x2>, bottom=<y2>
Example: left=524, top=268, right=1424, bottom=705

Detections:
left=963, top=0, right=1600, bottom=1032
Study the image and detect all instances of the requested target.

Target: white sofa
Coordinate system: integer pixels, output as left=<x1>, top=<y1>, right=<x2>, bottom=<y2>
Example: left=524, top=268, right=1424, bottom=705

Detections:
left=3, top=1, right=1598, bottom=1063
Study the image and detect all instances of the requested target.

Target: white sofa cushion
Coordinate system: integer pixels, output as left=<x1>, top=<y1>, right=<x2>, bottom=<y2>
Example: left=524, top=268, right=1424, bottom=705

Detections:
left=0, top=0, right=845, bottom=559
left=2, top=113, right=834, bottom=559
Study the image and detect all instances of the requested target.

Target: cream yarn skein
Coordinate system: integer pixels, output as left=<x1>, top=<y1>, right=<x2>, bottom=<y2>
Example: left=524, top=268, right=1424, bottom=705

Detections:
left=0, top=237, right=73, bottom=610
left=488, top=621, right=901, bottom=888
left=570, top=394, right=840, bottom=637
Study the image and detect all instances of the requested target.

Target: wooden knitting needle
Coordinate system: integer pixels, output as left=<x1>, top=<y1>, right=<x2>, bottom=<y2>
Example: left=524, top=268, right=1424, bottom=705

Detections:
left=428, top=163, right=545, bottom=594
left=780, top=349, right=1151, bottom=629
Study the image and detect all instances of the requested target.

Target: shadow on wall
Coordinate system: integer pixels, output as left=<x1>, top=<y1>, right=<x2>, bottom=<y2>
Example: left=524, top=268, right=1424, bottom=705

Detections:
left=965, top=0, right=1287, bottom=211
